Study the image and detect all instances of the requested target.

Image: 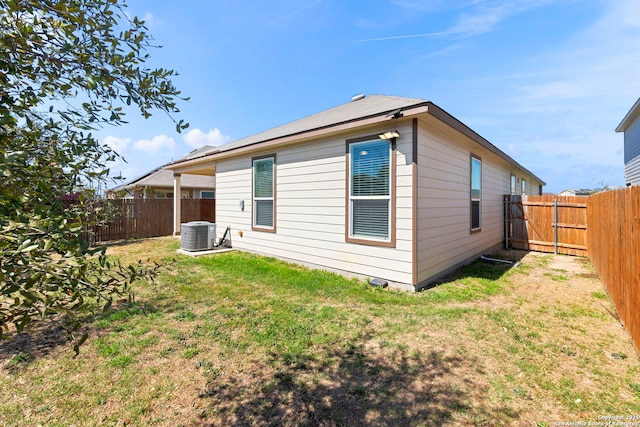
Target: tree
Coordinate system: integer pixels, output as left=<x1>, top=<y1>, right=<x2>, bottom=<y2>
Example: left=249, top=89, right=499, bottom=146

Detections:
left=0, top=0, right=188, bottom=349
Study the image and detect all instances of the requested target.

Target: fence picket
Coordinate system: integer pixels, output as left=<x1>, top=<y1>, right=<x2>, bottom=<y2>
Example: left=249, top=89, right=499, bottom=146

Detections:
left=504, top=195, right=588, bottom=256
left=505, top=190, right=639, bottom=354
left=90, top=199, right=215, bottom=243
left=587, top=187, right=639, bottom=355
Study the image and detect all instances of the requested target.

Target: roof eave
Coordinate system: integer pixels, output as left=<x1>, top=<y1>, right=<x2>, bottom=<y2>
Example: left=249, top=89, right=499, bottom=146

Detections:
left=616, top=98, right=640, bottom=132
left=166, top=102, right=431, bottom=171
left=166, top=99, right=545, bottom=186
left=425, top=102, right=546, bottom=186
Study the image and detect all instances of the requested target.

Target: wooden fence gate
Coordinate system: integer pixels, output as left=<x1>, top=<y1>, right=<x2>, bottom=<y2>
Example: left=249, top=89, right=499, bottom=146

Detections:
left=504, top=195, right=588, bottom=257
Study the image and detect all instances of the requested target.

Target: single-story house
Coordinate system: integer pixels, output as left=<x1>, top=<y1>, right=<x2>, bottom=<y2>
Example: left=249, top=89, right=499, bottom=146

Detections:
left=165, top=94, right=545, bottom=291
left=615, top=97, right=640, bottom=186
left=557, top=189, right=593, bottom=197
left=108, top=146, right=217, bottom=199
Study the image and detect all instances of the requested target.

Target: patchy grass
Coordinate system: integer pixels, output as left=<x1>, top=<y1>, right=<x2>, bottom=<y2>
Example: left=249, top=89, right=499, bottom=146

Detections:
left=0, top=237, right=638, bottom=426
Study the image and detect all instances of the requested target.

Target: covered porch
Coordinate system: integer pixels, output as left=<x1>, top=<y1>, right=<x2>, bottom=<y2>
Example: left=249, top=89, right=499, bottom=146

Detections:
left=168, top=161, right=217, bottom=235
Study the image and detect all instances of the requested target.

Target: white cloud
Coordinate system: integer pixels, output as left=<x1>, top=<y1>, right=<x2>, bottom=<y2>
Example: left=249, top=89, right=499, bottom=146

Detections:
left=142, top=12, right=154, bottom=26
left=183, top=128, right=231, bottom=148
left=103, top=136, right=131, bottom=153
left=133, top=134, right=176, bottom=154
left=450, top=5, right=509, bottom=35
left=454, top=0, right=640, bottom=192
left=450, top=0, right=559, bottom=36
left=355, top=0, right=558, bottom=43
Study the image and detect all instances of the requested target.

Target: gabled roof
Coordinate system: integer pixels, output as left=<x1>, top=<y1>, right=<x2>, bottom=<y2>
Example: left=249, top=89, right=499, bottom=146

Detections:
left=166, top=94, right=545, bottom=185
left=616, top=97, right=640, bottom=132
left=558, top=188, right=593, bottom=196
left=114, top=168, right=214, bottom=190
left=171, top=95, right=428, bottom=166
left=181, top=144, right=220, bottom=159
left=110, top=145, right=217, bottom=192
left=217, top=94, right=427, bottom=153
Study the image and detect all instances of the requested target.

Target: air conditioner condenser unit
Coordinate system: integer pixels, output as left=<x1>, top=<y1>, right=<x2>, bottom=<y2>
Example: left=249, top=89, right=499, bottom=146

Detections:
left=180, top=221, right=216, bottom=251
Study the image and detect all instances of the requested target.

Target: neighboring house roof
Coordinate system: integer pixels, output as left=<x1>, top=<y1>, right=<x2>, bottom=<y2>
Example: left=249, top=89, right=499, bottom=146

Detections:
left=110, top=145, right=217, bottom=192
left=115, top=168, right=215, bottom=191
left=181, top=144, right=220, bottom=159
left=616, top=97, right=640, bottom=132
left=167, top=94, right=545, bottom=185
left=558, top=189, right=593, bottom=196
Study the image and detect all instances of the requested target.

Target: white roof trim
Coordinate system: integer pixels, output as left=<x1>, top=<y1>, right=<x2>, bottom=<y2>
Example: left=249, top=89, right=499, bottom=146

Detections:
left=616, top=98, right=640, bottom=132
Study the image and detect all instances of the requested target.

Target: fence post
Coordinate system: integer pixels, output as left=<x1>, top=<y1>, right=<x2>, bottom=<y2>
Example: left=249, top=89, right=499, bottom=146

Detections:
left=504, top=196, right=510, bottom=249
left=553, top=199, right=558, bottom=255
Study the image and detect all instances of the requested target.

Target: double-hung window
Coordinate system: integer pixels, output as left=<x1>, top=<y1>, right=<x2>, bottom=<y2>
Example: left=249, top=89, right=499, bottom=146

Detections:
left=510, top=174, right=517, bottom=195
left=521, top=178, right=526, bottom=195
left=253, top=156, right=275, bottom=231
left=347, top=137, right=394, bottom=245
left=471, top=156, right=482, bottom=231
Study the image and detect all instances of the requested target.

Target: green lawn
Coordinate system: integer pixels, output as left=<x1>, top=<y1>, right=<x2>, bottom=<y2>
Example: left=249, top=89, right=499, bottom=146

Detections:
left=1, top=237, right=638, bottom=426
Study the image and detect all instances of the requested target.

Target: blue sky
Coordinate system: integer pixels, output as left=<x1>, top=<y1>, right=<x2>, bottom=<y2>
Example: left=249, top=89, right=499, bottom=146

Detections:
left=101, top=0, right=640, bottom=194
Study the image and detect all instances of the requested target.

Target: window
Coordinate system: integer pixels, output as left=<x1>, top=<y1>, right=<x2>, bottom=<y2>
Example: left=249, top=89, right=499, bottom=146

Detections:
left=253, top=156, right=275, bottom=230
left=521, top=179, right=526, bottom=195
left=200, top=191, right=215, bottom=199
left=471, top=156, right=482, bottom=231
left=510, top=174, right=516, bottom=195
left=347, top=137, right=393, bottom=244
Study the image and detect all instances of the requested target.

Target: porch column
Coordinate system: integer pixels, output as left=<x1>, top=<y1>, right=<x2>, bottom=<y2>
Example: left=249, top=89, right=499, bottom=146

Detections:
left=173, top=172, right=182, bottom=236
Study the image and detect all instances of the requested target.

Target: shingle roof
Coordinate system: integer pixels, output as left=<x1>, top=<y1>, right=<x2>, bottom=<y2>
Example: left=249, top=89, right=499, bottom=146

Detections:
left=558, top=188, right=594, bottom=196
left=127, top=168, right=214, bottom=188
left=216, top=94, right=427, bottom=153
left=166, top=94, right=545, bottom=185
left=182, top=145, right=220, bottom=159
left=110, top=145, right=218, bottom=191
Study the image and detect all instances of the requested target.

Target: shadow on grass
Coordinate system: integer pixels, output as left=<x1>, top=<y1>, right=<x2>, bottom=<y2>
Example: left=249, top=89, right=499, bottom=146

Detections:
left=0, top=320, right=70, bottom=370
left=194, top=337, right=515, bottom=426
left=0, top=301, right=157, bottom=370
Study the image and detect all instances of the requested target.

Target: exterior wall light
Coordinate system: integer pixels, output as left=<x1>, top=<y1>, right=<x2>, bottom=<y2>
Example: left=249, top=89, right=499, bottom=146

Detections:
left=378, top=131, right=400, bottom=140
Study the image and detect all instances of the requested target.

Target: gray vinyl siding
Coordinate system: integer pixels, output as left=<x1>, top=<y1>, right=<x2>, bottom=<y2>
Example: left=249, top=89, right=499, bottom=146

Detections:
left=624, top=117, right=640, bottom=185
left=215, top=122, right=415, bottom=286
left=625, top=156, right=640, bottom=186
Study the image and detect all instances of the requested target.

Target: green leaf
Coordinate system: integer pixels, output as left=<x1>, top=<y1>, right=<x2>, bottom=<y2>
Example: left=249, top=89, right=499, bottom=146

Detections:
left=73, top=333, right=89, bottom=356
left=0, top=0, right=185, bottom=350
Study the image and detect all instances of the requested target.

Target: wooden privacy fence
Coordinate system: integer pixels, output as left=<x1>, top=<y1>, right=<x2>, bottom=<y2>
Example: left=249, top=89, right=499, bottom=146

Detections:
left=587, top=187, right=640, bottom=355
left=91, top=199, right=215, bottom=243
left=505, top=190, right=639, bottom=354
left=504, top=195, right=588, bottom=257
